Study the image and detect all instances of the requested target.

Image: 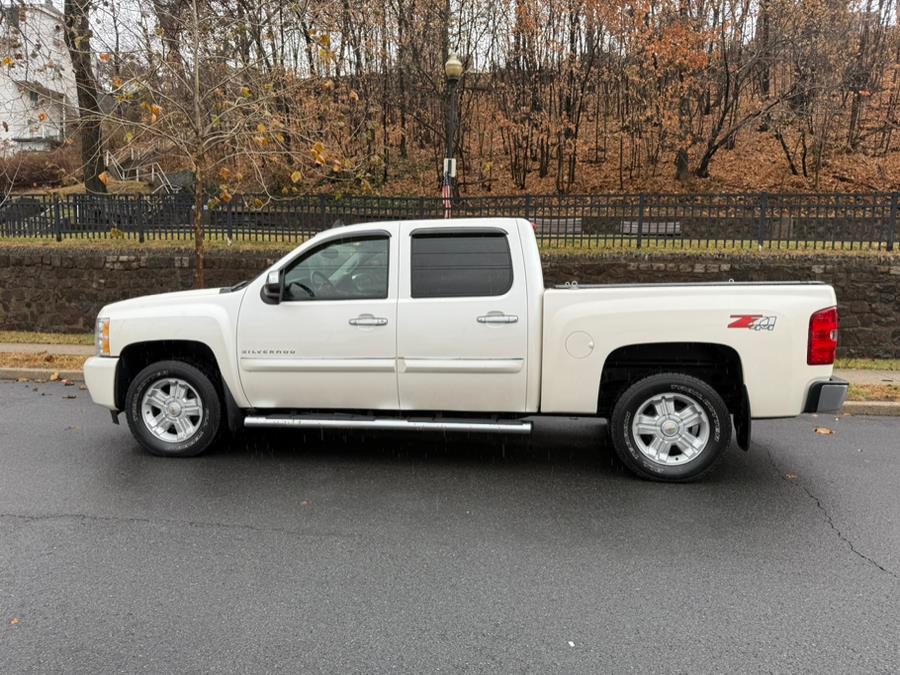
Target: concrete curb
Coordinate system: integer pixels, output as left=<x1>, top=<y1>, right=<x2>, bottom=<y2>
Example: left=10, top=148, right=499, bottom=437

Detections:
left=841, top=401, right=900, bottom=416
left=0, top=367, right=84, bottom=382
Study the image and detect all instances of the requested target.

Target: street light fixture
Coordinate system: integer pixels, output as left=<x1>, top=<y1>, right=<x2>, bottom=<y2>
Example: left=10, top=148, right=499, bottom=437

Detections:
left=443, top=52, right=463, bottom=207
left=444, top=52, right=464, bottom=81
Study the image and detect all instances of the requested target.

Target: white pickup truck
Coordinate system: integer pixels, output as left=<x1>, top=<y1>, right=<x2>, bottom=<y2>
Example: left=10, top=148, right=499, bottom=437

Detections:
left=84, top=218, right=848, bottom=481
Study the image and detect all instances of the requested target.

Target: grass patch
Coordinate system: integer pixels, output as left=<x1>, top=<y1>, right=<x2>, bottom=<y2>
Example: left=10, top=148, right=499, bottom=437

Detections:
left=0, top=235, right=299, bottom=252
left=834, top=358, right=900, bottom=371
left=0, top=331, right=94, bottom=345
left=539, top=239, right=896, bottom=256
left=0, top=234, right=895, bottom=255
left=0, top=352, right=87, bottom=370
left=848, top=384, right=900, bottom=402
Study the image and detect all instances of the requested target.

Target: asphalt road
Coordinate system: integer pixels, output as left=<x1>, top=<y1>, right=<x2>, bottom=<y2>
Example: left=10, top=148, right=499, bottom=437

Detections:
left=1, top=380, right=898, bottom=673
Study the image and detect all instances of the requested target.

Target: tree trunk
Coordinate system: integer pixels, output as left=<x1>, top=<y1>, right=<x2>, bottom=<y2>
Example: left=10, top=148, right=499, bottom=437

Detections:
left=64, top=0, right=106, bottom=194
left=675, top=148, right=690, bottom=183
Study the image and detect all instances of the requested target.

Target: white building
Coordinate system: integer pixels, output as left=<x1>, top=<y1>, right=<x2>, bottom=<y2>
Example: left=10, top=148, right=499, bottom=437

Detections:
left=0, top=1, right=76, bottom=154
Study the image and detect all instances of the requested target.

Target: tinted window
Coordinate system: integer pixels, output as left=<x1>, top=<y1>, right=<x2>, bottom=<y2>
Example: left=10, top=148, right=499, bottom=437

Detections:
left=411, top=232, right=513, bottom=298
left=283, top=236, right=389, bottom=301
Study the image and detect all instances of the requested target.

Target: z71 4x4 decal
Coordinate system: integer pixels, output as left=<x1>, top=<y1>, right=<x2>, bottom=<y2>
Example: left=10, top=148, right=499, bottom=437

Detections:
left=728, top=314, right=777, bottom=331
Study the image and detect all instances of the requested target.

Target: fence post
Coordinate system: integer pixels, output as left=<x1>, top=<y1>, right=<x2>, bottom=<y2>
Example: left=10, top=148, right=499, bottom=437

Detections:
left=636, top=193, right=645, bottom=249
left=524, top=194, right=531, bottom=221
left=318, top=194, right=327, bottom=229
left=225, top=197, right=234, bottom=240
left=52, top=194, right=62, bottom=241
left=887, top=192, right=897, bottom=252
left=757, top=192, right=768, bottom=248
left=137, top=196, right=145, bottom=243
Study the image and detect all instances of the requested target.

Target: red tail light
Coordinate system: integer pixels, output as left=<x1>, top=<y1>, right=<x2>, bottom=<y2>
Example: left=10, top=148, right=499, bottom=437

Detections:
left=808, top=306, right=839, bottom=365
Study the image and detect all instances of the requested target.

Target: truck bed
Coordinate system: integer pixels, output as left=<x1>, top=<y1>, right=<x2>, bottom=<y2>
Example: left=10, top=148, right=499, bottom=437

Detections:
left=540, top=282, right=837, bottom=418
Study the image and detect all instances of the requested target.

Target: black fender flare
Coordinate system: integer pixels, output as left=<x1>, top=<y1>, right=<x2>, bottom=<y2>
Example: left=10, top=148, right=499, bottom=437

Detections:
left=735, top=384, right=751, bottom=451
left=222, top=382, right=245, bottom=432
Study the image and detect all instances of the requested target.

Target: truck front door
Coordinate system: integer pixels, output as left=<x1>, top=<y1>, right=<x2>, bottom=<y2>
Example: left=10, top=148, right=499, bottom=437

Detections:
left=236, top=228, right=399, bottom=409
left=396, top=222, right=529, bottom=412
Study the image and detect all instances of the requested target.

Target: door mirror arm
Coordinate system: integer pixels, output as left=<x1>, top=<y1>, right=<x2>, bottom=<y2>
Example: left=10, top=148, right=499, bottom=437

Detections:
left=261, top=269, right=284, bottom=305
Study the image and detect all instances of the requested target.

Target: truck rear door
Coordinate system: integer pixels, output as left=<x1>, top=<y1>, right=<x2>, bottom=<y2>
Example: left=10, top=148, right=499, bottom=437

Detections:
left=396, top=221, right=529, bottom=412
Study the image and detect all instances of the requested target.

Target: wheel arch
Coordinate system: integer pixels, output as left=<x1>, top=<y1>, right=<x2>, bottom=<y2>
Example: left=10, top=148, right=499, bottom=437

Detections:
left=115, top=340, right=244, bottom=431
left=598, top=342, right=745, bottom=420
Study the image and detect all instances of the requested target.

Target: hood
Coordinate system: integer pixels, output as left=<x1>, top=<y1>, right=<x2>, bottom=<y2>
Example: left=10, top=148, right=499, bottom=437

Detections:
left=101, top=287, right=224, bottom=315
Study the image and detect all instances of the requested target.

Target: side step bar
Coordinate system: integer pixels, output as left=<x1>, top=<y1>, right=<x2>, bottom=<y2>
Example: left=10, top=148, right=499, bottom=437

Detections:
left=244, top=414, right=533, bottom=435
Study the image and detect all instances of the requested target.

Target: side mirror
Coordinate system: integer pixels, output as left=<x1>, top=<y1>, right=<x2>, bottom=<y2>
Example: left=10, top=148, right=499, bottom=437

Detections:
left=261, top=269, right=283, bottom=305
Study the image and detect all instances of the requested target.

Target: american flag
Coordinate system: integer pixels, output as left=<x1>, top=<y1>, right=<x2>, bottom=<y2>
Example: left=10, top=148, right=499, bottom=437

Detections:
left=441, top=172, right=452, bottom=219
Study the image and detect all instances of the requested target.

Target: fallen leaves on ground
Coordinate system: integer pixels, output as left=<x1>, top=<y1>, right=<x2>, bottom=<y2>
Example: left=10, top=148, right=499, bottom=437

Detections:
left=815, top=427, right=835, bottom=435
left=847, top=384, right=900, bottom=402
left=786, top=473, right=798, bottom=480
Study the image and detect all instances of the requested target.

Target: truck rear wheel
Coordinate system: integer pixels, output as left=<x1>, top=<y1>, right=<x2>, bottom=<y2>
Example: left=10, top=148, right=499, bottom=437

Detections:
left=125, top=360, right=222, bottom=457
left=609, top=373, right=731, bottom=482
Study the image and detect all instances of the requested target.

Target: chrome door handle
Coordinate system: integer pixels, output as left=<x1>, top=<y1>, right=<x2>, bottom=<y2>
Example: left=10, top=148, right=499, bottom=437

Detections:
left=477, top=314, right=519, bottom=324
left=349, top=315, right=388, bottom=327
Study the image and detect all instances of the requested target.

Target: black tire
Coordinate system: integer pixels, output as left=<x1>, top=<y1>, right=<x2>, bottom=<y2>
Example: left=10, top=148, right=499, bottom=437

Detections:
left=609, top=373, right=731, bottom=482
left=125, top=360, right=222, bottom=457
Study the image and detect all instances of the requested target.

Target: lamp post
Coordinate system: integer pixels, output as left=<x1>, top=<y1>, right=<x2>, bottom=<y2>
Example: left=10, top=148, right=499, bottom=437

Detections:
left=443, top=51, right=463, bottom=199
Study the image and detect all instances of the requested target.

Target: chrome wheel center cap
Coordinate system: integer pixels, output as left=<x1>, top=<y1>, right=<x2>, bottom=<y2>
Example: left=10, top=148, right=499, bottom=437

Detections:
left=167, top=401, right=182, bottom=417
left=661, top=420, right=679, bottom=436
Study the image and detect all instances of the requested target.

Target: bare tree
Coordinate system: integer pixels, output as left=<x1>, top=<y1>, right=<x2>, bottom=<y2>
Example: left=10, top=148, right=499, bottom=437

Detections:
left=65, top=0, right=107, bottom=193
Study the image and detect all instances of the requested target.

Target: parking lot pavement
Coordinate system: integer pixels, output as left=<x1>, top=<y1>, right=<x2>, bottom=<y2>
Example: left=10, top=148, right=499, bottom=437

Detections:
left=1, top=380, right=898, bottom=673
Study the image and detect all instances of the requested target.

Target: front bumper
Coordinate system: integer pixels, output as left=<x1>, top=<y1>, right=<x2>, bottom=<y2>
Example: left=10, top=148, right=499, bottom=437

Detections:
left=83, top=356, right=119, bottom=410
left=803, top=377, right=849, bottom=414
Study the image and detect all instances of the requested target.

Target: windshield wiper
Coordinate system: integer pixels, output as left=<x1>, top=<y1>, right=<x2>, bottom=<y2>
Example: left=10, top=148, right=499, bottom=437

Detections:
left=220, top=279, right=250, bottom=293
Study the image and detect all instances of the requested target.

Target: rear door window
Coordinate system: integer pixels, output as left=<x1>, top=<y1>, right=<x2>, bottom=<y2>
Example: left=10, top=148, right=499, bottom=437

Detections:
left=410, top=232, right=513, bottom=298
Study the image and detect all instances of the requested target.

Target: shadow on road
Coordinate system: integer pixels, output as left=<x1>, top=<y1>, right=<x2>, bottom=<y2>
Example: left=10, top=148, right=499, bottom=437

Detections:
left=204, top=416, right=619, bottom=469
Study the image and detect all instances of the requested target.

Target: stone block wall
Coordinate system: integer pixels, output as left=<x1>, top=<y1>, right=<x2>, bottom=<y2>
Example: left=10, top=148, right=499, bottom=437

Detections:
left=542, top=251, right=899, bottom=358
left=0, top=246, right=897, bottom=357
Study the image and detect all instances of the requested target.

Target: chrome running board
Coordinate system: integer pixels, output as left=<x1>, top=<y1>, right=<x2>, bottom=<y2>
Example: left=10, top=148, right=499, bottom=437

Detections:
left=243, top=414, right=532, bottom=435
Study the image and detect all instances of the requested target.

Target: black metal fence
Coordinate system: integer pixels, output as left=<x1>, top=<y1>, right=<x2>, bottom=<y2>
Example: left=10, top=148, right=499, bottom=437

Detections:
left=0, top=192, right=896, bottom=250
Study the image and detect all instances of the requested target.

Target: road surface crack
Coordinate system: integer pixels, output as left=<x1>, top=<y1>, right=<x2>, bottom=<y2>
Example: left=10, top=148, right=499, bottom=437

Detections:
left=765, top=447, right=898, bottom=580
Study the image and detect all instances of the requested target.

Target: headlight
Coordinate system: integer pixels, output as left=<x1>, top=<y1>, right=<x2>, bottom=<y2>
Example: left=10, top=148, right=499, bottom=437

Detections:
left=96, top=317, right=110, bottom=356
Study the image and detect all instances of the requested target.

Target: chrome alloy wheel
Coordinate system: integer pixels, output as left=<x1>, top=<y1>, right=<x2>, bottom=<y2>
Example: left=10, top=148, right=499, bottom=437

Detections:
left=140, top=377, right=204, bottom=444
left=631, top=392, right=710, bottom=466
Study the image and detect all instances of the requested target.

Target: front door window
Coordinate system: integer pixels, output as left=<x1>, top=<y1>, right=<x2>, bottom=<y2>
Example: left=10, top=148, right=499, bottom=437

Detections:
left=283, top=236, right=389, bottom=301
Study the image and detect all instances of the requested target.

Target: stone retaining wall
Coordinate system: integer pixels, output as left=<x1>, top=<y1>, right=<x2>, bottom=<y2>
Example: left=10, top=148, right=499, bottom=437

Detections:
left=1, top=247, right=897, bottom=357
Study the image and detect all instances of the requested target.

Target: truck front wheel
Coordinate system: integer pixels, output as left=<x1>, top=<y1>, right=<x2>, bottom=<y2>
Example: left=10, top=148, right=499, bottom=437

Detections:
left=609, top=373, right=731, bottom=482
left=125, top=360, right=222, bottom=457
